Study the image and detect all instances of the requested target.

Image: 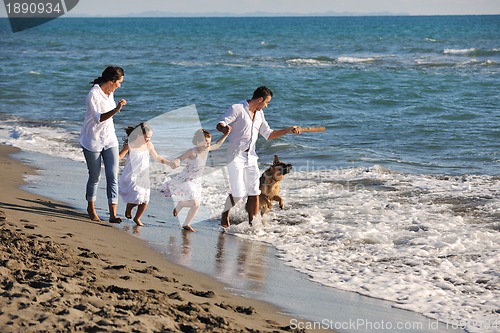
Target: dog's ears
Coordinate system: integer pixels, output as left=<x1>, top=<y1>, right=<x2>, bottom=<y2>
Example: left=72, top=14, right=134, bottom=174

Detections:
left=273, top=155, right=280, bottom=165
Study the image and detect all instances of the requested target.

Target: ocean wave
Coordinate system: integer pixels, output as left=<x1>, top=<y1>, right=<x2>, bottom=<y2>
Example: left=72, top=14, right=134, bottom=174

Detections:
left=414, top=58, right=498, bottom=68
left=443, top=48, right=476, bottom=55
left=0, top=120, right=83, bottom=162
left=424, top=37, right=443, bottom=43
left=158, top=53, right=496, bottom=70
left=337, top=56, right=377, bottom=64
left=444, top=48, right=500, bottom=57
left=471, top=48, right=500, bottom=57
left=286, top=56, right=379, bottom=67
left=482, top=59, right=499, bottom=66
left=286, top=57, right=334, bottom=67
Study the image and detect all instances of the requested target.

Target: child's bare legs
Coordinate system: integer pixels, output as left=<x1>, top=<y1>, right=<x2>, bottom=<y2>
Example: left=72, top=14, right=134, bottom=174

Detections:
left=124, top=203, right=144, bottom=226
left=173, top=200, right=200, bottom=232
left=87, top=201, right=100, bottom=221
left=125, top=203, right=137, bottom=219
left=133, top=203, right=146, bottom=226
left=172, top=201, right=188, bottom=217
left=173, top=203, right=180, bottom=217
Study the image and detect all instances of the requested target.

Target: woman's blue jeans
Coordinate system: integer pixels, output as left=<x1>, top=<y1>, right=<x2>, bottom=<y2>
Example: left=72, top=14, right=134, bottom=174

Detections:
left=82, top=146, right=119, bottom=205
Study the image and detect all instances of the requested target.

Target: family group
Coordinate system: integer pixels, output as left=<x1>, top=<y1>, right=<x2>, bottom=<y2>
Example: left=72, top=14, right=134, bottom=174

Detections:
left=80, top=66, right=302, bottom=232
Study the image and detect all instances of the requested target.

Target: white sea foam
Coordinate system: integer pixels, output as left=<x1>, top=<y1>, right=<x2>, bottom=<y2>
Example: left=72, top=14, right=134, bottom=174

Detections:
left=219, top=167, right=500, bottom=333
left=137, top=157, right=500, bottom=332
left=286, top=58, right=333, bottom=67
left=0, top=122, right=83, bottom=162
left=337, top=56, right=377, bottom=63
left=425, top=38, right=440, bottom=43
left=288, top=56, right=379, bottom=67
left=443, top=48, right=476, bottom=55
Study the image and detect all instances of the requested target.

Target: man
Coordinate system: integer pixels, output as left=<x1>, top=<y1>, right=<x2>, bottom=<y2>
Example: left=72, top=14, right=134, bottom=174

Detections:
left=216, top=86, right=302, bottom=227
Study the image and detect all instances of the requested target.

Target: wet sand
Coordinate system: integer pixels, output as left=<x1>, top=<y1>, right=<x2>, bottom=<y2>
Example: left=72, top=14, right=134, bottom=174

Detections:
left=0, top=144, right=322, bottom=332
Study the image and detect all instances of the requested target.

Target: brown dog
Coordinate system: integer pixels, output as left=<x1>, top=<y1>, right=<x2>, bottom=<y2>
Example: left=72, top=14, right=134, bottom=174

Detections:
left=259, top=155, right=292, bottom=216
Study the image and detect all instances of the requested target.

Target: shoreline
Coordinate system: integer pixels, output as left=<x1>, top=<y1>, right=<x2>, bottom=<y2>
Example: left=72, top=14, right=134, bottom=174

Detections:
left=0, top=144, right=328, bottom=332
left=0, top=144, right=469, bottom=333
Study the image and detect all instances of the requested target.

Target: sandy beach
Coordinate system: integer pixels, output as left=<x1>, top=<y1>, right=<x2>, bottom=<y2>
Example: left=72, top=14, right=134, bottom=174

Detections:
left=0, top=144, right=322, bottom=332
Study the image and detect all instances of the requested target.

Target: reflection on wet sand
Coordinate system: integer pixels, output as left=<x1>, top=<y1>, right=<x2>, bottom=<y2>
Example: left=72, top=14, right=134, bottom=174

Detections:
left=166, top=230, right=192, bottom=265
left=216, top=232, right=267, bottom=292
left=182, top=228, right=191, bottom=258
left=122, top=224, right=141, bottom=235
left=163, top=227, right=269, bottom=293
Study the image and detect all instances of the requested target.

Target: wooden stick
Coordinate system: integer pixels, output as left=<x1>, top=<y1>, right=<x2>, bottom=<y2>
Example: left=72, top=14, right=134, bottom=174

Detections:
left=300, top=126, right=326, bottom=132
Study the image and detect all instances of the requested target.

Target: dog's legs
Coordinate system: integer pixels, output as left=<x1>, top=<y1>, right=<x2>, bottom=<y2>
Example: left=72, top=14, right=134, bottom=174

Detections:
left=260, top=197, right=271, bottom=216
left=246, top=195, right=259, bottom=226
left=272, top=196, right=284, bottom=209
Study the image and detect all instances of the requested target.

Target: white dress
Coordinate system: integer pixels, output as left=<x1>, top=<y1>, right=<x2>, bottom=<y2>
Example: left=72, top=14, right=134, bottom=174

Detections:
left=161, top=148, right=207, bottom=202
left=119, top=146, right=151, bottom=205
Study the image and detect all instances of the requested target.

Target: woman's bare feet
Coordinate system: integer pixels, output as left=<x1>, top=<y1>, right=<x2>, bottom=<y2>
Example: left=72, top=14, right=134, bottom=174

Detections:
left=87, top=203, right=100, bottom=221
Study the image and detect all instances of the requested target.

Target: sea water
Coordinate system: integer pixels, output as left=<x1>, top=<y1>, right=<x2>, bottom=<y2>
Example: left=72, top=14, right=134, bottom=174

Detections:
left=1, top=16, right=499, bottom=332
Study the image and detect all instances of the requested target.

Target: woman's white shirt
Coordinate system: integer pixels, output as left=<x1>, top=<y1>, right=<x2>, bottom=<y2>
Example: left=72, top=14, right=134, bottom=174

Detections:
left=79, top=84, right=119, bottom=152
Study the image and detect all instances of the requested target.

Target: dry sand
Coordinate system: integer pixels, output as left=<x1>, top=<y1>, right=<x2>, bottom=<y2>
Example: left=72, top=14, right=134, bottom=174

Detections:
left=0, top=144, right=313, bottom=332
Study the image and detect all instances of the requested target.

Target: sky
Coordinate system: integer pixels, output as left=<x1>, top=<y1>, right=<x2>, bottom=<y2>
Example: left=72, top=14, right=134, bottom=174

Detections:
left=0, top=0, right=500, bottom=17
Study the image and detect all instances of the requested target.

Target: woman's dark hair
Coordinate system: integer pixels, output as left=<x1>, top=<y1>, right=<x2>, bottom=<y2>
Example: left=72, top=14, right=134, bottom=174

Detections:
left=91, top=66, right=124, bottom=85
left=192, top=129, right=211, bottom=145
left=251, top=86, right=273, bottom=100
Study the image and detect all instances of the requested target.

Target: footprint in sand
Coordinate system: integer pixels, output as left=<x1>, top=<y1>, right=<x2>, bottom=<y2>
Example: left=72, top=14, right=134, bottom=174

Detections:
left=104, top=264, right=128, bottom=271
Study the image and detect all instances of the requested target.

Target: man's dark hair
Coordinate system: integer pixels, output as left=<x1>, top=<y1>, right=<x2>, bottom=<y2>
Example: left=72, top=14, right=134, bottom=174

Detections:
left=252, top=86, right=273, bottom=100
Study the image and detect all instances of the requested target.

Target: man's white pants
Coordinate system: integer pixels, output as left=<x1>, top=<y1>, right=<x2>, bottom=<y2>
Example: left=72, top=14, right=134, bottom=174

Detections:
left=227, top=153, right=261, bottom=198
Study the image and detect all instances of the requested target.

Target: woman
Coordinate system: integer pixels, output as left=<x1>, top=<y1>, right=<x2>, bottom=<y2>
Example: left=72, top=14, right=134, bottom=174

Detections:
left=80, top=66, right=126, bottom=223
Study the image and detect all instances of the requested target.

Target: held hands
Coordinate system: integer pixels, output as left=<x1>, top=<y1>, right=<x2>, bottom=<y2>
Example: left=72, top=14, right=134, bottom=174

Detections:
left=289, top=126, right=302, bottom=134
left=161, top=158, right=180, bottom=169
left=218, top=123, right=232, bottom=136
left=169, top=159, right=181, bottom=169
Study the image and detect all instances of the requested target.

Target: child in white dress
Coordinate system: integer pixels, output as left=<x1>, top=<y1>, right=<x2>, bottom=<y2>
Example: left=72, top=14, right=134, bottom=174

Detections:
left=162, top=129, right=230, bottom=232
left=119, top=123, right=177, bottom=226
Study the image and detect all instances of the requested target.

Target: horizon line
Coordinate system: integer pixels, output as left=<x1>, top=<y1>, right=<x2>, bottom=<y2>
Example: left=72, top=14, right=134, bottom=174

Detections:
left=59, top=12, right=500, bottom=18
